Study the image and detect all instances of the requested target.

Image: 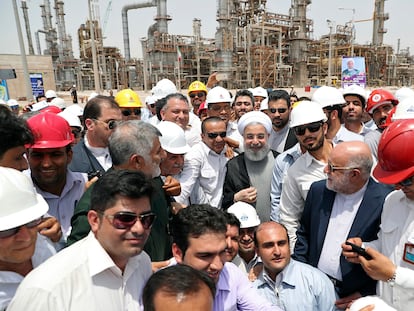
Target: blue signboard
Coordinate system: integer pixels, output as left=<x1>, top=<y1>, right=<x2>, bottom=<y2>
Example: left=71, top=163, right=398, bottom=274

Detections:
left=30, top=73, right=45, bottom=98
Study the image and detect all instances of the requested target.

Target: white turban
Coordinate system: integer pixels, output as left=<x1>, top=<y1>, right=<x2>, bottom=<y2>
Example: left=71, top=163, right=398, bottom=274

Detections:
left=238, top=111, right=272, bottom=135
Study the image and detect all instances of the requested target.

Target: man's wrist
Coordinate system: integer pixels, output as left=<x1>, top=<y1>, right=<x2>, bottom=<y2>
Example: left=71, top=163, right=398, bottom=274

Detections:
left=386, top=267, right=397, bottom=286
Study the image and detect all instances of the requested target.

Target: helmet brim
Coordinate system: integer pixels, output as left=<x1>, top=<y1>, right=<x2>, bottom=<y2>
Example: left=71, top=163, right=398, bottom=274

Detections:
left=373, top=163, right=414, bottom=184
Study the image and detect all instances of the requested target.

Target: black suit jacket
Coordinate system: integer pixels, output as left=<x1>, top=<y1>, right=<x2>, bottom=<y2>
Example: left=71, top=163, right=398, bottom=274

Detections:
left=293, top=178, right=392, bottom=297
left=284, top=128, right=298, bottom=151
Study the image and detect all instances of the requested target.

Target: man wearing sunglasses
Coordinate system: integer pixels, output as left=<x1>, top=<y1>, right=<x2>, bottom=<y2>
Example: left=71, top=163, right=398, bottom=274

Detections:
left=267, top=90, right=298, bottom=153
left=176, top=117, right=228, bottom=208
left=188, top=80, right=208, bottom=116
left=115, top=89, right=143, bottom=121
left=69, top=95, right=122, bottom=177
left=343, top=120, right=414, bottom=311
left=293, top=141, right=391, bottom=309
left=0, top=167, right=56, bottom=310
left=8, top=170, right=154, bottom=310
left=279, top=101, right=333, bottom=250
left=222, top=111, right=277, bottom=221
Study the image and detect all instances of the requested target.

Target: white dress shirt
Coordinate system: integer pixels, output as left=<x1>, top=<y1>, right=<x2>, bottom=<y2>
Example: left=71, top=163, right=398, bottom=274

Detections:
left=7, top=232, right=152, bottom=311
left=280, top=151, right=327, bottom=250
left=84, top=135, right=112, bottom=171
left=176, top=141, right=228, bottom=208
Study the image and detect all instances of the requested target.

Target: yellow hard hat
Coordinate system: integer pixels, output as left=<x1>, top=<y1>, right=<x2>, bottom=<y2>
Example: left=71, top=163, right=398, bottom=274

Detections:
left=115, top=89, right=143, bottom=108
left=188, top=81, right=207, bottom=95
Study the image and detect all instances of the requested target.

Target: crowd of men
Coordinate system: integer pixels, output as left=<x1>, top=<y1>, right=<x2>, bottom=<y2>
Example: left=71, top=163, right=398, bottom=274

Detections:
left=1, top=78, right=414, bottom=311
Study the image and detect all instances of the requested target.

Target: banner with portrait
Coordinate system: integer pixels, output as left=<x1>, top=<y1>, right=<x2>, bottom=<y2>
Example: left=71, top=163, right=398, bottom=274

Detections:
left=341, top=57, right=366, bottom=88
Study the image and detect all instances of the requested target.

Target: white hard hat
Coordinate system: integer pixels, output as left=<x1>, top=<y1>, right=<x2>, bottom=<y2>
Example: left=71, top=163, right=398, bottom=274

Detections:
left=395, top=87, right=414, bottom=102
left=156, top=121, right=191, bottom=154
left=0, top=167, right=49, bottom=231
left=64, top=104, right=84, bottom=117
left=252, top=86, right=268, bottom=98
left=289, top=100, right=327, bottom=128
left=152, top=79, right=177, bottom=100
left=392, top=97, right=414, bottom=121
left=259, top=97, right=269, bottom=111
left=88, top=92, right=99, bottom=101
left=50, top=97, right=66, bottom=110
left=7, top=99, right=19, bottom=109
left=145, top=95, right=157, bottom=105
left=206, top=86, right=232, bottom=107
left=342, top=84, right=367, bottom=106
left=312, top=86, right=346, bottom=108
left=227, top=202, right=260, bottom=229
left=45, top=89, right=57, bottom=99
left=58, top=110, right=82, bottom=128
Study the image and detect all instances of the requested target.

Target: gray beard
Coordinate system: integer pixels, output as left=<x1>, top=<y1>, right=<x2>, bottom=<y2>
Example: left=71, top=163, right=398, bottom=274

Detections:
left=244, top=143, right=271, bottom=161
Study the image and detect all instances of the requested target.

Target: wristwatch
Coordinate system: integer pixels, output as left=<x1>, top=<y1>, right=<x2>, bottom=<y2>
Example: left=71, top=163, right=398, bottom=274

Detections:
left=386, top=269, right=397, bottom=286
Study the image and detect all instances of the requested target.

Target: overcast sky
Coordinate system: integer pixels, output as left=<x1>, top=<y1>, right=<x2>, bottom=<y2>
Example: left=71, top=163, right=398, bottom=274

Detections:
left=1, top=0, right=413, bottom=59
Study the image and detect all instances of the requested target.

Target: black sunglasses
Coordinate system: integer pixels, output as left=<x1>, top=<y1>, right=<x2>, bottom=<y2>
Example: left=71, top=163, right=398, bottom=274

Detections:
left=121, top=108, right=141, bottom=116
left=93, top=118, right=118, bottom=130
left=207, top=132, right=226, bottom=139
left=71, top=128, right=82, bottom=138
left=398, top=176, right=413, bottom=187
left=294, top=122, right=323, bottom=136
left=189, top=92, right=205, bottom=98
left=149, top=103, right=155, bottom=108
left=269, top=108, right=287, bottom=114
left=100, top=211, right=156, bottom=230
left=0, top=217, right=43, bottom=239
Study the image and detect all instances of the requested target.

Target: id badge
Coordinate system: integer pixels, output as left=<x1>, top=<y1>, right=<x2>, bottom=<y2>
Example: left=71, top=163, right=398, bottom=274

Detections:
left=403, top=243, right=414, bottom=264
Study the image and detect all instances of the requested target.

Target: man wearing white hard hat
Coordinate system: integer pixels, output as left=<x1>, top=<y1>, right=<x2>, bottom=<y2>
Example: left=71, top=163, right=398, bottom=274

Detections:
left=342, top=84, right=373, bottom=136
left=207, top=86, right=243, bottom=154
left=45, top=90, right=57, bottom=103
left=312, top=86, right=363, bottom=144
left=252, top=86, right=268, bottom=111
left=0, top=167, right=55, bottom=310
left=227, top=202, right=261, bottom=276
left=279, top=101, right=333, bottom=250
left=222, top=111, right=278, bottom=222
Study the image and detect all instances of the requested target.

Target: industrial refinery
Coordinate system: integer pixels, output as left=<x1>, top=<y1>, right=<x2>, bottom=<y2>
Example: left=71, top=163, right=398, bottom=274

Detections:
left=4, top=0, right=414, bottom=96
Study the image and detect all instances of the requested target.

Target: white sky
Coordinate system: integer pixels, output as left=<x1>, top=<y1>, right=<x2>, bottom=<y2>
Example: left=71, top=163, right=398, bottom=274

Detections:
left=1, top=0, right=413, bottom=59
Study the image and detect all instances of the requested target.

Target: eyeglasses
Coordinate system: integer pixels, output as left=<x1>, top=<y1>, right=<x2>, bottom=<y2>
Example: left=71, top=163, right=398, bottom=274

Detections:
left=121, top=108, right=141, bottom=117
left=398, top=176, right=414, bottom=187
left=92, top=118, right=118, bottom=130
left=269, top=107, right=288, bottom=114
left=207, top=132, right=226, bottom=139
left=0, top=217, right=43, bottom=239
left=294, top=122, right=323, bottom=136
left=149, top=103, right=155, bottom=108
left=189, top=92, right=205, bottom=98
left=99, top=211, right=156, bottom=230
left=326, top=163, right=358, bottom=173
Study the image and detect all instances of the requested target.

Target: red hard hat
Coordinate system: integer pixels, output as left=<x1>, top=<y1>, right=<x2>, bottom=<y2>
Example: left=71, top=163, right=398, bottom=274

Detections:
left=380, top=106, right=397, bottom=129
left=373, top=119, right=414, bottom=184
left=40, top=105, right=62, bottom=114
left=27, top=112, right=74, bottom=148
left=366, top=89, right=398, bottom=114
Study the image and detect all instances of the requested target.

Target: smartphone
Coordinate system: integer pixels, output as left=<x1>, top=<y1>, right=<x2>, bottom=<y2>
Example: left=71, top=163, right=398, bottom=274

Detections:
left=345, top=241, right=372, bottom=260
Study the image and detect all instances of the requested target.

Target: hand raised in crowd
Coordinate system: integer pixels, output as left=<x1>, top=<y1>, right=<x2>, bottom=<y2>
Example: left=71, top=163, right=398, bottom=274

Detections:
left=162, top=176, right=181, bottom=196
left=225, top=145, right=234, bottom=159
left=85, top=175, right=99, bottom=190
left=170, top=202, right=186, bottom=215
left=359, top=247, right=397, bottom=282
left=234, top=186, right=257, bottom=204
left=342, top=237, right=363, bottom=264
left=37, top=217, right=62, bottom=242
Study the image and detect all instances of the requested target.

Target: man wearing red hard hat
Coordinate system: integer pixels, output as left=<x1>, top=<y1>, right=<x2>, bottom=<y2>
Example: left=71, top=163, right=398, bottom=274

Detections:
left=27, top=112, right=87, bottom=248
left=343, top=119, right=414, bottom=311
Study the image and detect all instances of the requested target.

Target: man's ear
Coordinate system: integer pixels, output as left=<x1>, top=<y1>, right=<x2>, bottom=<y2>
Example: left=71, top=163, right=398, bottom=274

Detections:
left=172, top=243, right=184, bottom=264
left=130, top=154, right=145, bottom=170
left=87, top=210, right=101, bottom=233
left=85, top=118, right=94, bottom=131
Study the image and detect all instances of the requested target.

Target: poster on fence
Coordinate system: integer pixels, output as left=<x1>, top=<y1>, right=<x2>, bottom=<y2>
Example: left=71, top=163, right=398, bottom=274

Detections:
left=30, top=73, right=45, bottom=98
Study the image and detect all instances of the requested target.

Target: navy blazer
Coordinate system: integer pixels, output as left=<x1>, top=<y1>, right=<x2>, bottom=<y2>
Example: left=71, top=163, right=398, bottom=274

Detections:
left=293, top=178, right=392, bottom=298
